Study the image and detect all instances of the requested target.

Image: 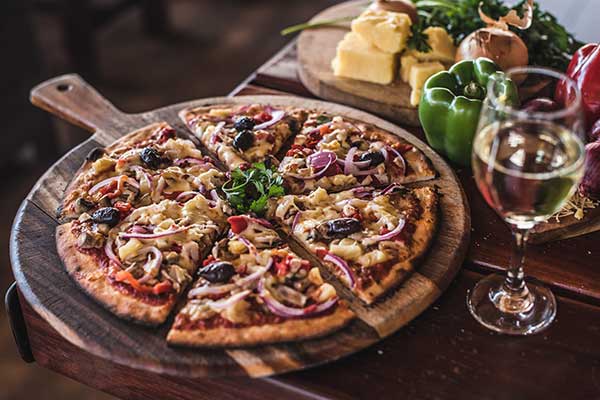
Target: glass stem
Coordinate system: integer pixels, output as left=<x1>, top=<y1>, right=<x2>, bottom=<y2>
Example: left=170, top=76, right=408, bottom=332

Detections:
left=499, top=227, right=534, bottom=313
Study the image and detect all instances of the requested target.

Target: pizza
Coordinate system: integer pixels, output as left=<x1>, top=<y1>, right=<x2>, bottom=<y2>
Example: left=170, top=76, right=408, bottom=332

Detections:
left=268, top=185, right=438, bottom=304
left=56, top=122, right=230, bottom=325
left=278, top=111, right=436, bottom=194
left=167, top=215, right=354, bottom=347
left=55, top=102, right=441, bottom=346
left=179, top=104, right=308, bottom=170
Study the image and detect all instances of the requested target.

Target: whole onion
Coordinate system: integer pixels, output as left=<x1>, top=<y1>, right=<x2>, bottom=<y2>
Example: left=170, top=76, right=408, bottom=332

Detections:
left=580, top=142, right=600, bottom=200
left=456, top=28, right=529, bottom=74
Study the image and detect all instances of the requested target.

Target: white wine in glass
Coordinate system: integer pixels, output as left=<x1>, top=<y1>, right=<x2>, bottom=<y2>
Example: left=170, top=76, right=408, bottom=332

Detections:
left=468, top=67, right=585, bottom=335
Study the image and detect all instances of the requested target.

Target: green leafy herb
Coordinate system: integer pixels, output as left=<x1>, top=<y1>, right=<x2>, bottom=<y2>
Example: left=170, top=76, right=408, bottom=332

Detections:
left=412, top=0, right=583, bottom=71
left=221, top=162, right=285, bottom=216
left=407, top=18, right=431, bottom=52
left=315, top=114, right=332, bottom=125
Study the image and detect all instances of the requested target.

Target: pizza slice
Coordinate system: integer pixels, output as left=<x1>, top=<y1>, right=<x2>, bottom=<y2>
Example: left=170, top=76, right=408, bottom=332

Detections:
left=167, top=215, right=354, bottom=347
left=179, top=103, right=307, bottom=170
left=56, top=193, right=229, bottom=325
left=279, top=111, right=436, bottom=194
left=269, top=185, right=438, bottom=304
left=59, top=122, right=226, bottom=223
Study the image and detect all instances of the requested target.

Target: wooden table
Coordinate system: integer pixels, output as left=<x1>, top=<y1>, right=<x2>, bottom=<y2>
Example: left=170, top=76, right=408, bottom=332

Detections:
left=7, top=41, right=600, bottom=400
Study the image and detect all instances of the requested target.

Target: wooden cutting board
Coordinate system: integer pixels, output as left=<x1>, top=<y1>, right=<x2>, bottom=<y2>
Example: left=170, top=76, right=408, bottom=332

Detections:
left=297, top=0, right=420, bottom=127
left=11, top=74, right=469, bottom=379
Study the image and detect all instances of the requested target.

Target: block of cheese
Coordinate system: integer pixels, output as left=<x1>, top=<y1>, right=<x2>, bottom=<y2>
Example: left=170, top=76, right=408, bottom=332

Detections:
left=332, top=32, right=397, bottom=85
left=406, top=27, right=456, bottom=63
left=351, top=9, right=412, bottom=54
left=400, top=54, right=418, bottom=83
left=408, top=61, right=445, bottom=106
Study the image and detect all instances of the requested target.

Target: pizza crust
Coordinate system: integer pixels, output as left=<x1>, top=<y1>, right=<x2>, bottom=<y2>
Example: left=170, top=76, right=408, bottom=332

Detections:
left=166, top=304, right=355, bottom=347
left=56, top=223, right=174, bottom=326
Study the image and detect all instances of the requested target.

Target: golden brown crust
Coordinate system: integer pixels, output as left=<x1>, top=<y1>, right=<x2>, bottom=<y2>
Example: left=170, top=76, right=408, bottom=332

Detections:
left=355, top=186, right=439, bottom=304
left=56, top=223, right=174, bottom=326
left=166, top=304, right=355, bottom=347
left=59, top=122, right=169, bottom=222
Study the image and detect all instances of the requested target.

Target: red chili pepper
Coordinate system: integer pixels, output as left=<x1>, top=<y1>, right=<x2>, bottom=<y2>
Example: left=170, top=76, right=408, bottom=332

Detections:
left=227, top=215, right=248, bottom=234
left=316, top=248, right=328, bottom=259
left=152, top=280, right=173, bottom=295
left=254, top=111, right=272, bottom=123
left=555, top=43, right=600, bottom=132
left=114, top=201, right=132, bottom=215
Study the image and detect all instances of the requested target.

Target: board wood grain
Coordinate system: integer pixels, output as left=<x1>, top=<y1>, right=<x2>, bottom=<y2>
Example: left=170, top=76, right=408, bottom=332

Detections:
left=11, top=73, right=469, bottom=378
left=297, top=0, right=420, bottom=127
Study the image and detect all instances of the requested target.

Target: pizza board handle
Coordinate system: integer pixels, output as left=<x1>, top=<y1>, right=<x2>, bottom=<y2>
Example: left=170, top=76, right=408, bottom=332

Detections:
left=30, top=74, right=136, bottom=134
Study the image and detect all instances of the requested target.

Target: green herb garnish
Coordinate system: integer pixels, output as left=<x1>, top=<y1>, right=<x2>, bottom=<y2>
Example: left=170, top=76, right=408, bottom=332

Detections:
left=412, top=0, right=583, bottom=71
left=315, top=114, right=332, bottom=125
left=222, top=162, right=285, bottom=216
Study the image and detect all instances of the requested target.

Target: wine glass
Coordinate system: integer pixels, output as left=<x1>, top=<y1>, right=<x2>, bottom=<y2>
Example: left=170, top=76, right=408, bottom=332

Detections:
left=468, top=67, right=586, bottom=335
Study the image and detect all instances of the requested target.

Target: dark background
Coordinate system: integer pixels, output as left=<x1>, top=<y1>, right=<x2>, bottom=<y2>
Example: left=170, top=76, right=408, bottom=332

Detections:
left=0, top=0, right=594, bottom=398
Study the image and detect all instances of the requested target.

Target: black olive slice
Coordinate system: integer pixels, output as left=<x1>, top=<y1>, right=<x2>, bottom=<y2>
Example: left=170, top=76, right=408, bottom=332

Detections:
left=198, top=261, right=236, bottom=283
left=91, top=207, right=120, bottom=227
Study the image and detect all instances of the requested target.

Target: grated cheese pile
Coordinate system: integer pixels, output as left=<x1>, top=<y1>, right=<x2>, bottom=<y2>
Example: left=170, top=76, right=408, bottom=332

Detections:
left=549, top=192, right=598, bottom=223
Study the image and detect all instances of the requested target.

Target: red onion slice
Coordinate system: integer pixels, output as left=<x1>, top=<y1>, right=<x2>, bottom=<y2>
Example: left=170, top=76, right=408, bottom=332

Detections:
left=323, top=253, right=356, bottom=288
left=258, top=278, right=338, bottom=318
left=387, top=146, right=406, bottom=177
left=249, top=217, right=273, bottom=228
left=291, top=211, right=302, bottom=232
left=120, top=225, right=191, bottom=240
left=104, top=238, right=122, bottom=267
left=364, top=218, right=406, bottom=245
left=236, top=235, right=258, bottom=255
left=379, top=183, right=402, bottom=196
left=206, top=290, right=251, bottom=311
left=209, top=121, right=226, bottom=144
left=176, top=191, right=199, bottom=202
left=188, top=283, right=237, bottom=298
left=89, top=175, right=139, bottom=195
left=253, top=110, right=285, bottom=131
left=286, top=157, right=333, bottom=180
left=308, top=151, right=336, bottom=169
left=236, top=258, right=273, bottom=287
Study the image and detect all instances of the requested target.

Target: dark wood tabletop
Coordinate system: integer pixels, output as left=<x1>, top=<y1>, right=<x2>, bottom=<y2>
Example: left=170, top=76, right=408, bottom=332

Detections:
left=8, top=40, right=600, bottom=400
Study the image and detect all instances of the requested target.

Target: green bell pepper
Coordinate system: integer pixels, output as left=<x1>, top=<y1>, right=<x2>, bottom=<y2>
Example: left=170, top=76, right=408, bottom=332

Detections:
left=418, top=57, right=520, bottom=166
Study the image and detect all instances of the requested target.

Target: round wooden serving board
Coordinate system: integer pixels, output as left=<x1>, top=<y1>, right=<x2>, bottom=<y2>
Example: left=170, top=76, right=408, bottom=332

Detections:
left=298, top=0, right=420, bottom=127
left=10, top=74, right=469, bottom=378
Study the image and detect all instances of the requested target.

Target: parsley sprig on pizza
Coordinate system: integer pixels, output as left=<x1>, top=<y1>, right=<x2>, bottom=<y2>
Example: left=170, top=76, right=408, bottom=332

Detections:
left=222, top=162, right=285, bottom=216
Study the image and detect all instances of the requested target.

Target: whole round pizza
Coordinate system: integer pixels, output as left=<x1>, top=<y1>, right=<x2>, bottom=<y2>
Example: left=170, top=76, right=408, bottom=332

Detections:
left=56, top=103, right=439, bottom=347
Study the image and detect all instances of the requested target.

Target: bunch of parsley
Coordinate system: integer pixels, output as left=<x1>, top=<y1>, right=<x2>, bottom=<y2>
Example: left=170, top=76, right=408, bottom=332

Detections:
left=222, top=162, right=285, bottom=216
left=408, top=0, right=583, bottom=71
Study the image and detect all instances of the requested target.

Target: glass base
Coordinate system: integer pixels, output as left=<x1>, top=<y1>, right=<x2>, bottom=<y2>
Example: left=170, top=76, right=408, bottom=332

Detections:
left=467, top=274, right=556, bottom=335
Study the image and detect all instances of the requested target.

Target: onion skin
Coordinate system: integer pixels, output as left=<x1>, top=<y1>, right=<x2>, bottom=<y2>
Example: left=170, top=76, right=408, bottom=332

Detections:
left=456, top=28, right=528, bottom=81
left=580, top=141, right=600, bottom=200
left=370, top=0, right=417, bottom=23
